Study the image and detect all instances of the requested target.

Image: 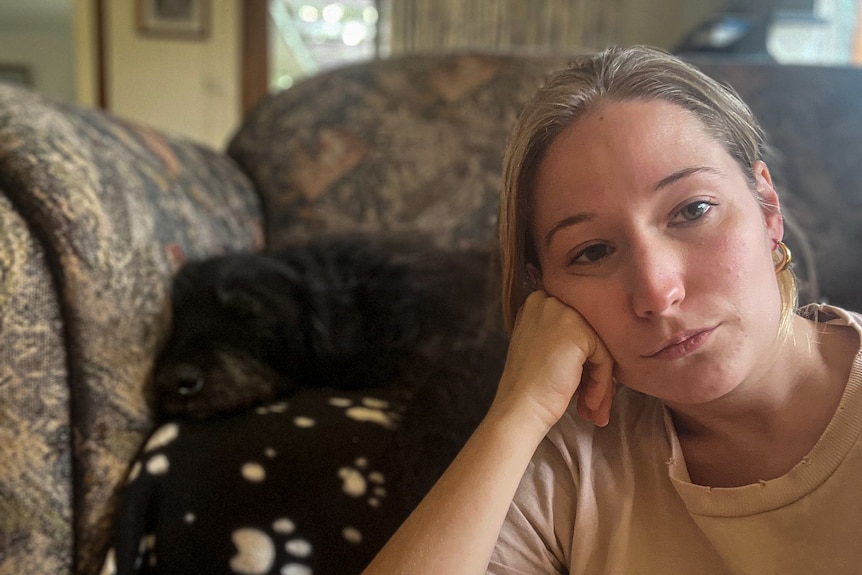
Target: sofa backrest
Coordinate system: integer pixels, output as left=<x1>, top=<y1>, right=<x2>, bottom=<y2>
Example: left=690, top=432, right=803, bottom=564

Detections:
left=228, top=53, right=570, bottom=250
left=229, top=52, right=862, bottom=312
left=691, top=59, right=862, bottom=311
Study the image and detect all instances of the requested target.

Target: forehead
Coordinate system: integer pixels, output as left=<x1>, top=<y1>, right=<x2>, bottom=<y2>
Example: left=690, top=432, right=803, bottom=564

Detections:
left=538, top=99, right=715, bottom=183
left=531, top=99, right=726, bottom=216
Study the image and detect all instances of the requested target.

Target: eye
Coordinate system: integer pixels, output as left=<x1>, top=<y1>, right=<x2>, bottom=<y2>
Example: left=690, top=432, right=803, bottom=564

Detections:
left=674, top=200, right=717, bottom=223
left=570, top=243, right=614, bottom=265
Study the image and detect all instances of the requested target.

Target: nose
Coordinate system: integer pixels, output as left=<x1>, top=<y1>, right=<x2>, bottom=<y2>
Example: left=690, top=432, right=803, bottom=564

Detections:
left=172, top=364, right=205, bottom=397
left=629, top=243, right=685, bottom=319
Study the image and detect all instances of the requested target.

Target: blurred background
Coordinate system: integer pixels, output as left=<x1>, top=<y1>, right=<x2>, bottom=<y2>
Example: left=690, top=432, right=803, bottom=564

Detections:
left=1, top=0, right=857, bottom=149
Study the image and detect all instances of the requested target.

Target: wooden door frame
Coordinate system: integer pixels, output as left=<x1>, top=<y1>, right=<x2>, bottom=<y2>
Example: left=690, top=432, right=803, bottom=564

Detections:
left=242, top=0, right=270, bottom=117
left=95, top=0, right=108, bottom=108
left=95, top=0, right=269, bottom=115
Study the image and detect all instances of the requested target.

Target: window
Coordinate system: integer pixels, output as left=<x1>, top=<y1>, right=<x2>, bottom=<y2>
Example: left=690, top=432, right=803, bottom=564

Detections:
left=768, top=0, right=859, bottom=65
left=269, top=0, right=380, bottom=91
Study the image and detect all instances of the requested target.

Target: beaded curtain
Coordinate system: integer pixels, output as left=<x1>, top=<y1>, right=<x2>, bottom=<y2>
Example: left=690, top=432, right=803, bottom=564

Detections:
left=383, top=0, right=623, bottom=54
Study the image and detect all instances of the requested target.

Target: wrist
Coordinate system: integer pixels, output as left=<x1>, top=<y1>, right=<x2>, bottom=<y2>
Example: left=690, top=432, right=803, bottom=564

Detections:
left=482, top=394, right=556, bottom=452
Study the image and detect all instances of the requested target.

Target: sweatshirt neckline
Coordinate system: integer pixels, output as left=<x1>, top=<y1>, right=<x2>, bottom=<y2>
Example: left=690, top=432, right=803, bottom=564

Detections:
left=665, top=305, right=862, bottom=517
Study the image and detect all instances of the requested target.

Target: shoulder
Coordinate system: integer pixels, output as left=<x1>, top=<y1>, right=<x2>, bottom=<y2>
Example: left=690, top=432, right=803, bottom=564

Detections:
left=799, top=302, right=862, bottom=329
left=798, top=304, right=862, bottom=357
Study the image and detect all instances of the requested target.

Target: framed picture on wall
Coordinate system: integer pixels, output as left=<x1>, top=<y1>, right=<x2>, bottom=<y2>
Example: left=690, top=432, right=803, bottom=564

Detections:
left=137, top=0, right=211, bottom=40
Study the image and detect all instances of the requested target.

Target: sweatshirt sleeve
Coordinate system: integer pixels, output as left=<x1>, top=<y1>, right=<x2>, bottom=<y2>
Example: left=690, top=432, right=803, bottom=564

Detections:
left=487, top=434, right=578, bottom=574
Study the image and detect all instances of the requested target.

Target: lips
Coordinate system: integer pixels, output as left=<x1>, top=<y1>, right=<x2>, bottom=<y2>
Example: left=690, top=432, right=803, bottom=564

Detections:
left=647, top=327, right=715, bottom=360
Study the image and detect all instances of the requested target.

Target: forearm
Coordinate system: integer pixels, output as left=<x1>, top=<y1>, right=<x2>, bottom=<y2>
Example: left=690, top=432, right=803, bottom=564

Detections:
left=362, top=293, right=616, bottom=574
left=361, top=405, right=547, bottom=575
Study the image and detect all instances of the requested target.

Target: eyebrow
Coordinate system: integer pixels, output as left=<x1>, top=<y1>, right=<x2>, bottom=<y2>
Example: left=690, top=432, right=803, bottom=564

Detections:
left=544, top=212, right=595, bottom=248
left=653, top=166, right=721, bottom=192
left=543, top=165, right=722, bottom=248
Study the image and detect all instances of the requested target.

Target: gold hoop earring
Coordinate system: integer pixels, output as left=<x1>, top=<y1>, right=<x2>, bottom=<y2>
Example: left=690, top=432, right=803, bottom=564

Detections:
left=774, top=241, right=792, bottom=274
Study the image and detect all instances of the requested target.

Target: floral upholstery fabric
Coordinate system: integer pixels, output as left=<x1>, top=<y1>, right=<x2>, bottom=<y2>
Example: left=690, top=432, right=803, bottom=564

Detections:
left=0, top=191, right=71, bottom=575
left=0, top=84, right=264, bottom=575
left=230, top=52, right=862, bottom=311
left=228, top=53, right=570, bottom=251
left=3, top=50, right=862, bottom=575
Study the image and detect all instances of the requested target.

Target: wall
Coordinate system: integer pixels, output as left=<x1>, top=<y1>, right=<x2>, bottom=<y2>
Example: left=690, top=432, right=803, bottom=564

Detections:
left=0, top=2, right=76, bottom=103
left=75, top=0, right=98, bottom=107
left=10, top=0, right=726, bottom=151
left=104, top=0, right=242, bottom=150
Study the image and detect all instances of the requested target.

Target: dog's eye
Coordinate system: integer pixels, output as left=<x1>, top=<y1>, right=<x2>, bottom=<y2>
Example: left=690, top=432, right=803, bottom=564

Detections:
left=174, top=364, right=205, bottom=396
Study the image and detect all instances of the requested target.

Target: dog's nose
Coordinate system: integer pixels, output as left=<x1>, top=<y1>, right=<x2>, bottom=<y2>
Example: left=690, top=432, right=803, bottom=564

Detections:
left=174, top=364, right=205, bottom=397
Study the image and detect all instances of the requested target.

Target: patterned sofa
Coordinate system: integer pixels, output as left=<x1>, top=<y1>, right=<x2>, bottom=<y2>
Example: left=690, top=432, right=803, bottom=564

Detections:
left=1, top=52, right=860, bottom=575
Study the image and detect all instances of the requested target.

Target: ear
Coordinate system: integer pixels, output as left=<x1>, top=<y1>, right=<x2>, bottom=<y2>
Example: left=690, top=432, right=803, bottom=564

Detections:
left=752, top=160, right=784, bottom=243
left=215, top=255, right=303, bottom=319
left=526, top=263, right=544, bottom=291
left=216, top=279, right=266, bottom=319
left=214, top=257, right=272, bottom=319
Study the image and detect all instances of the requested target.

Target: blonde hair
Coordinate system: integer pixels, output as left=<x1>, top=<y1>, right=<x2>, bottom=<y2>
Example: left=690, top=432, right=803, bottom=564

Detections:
left=500, top=45, right=797, bottom=334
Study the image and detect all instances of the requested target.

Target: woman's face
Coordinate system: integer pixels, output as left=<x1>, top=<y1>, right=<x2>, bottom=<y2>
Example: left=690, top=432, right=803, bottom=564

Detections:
left=531, top=99, right=784, bottom=405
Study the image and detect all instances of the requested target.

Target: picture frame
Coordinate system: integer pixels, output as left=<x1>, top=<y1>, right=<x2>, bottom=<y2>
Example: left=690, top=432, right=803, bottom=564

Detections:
left=0, top=65, right=32, bottom=87
left=137, top=0, right=211, bottom=40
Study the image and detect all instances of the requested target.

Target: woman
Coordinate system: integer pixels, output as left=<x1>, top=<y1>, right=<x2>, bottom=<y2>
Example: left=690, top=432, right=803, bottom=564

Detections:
left=362, top=45, right=862, bottom=574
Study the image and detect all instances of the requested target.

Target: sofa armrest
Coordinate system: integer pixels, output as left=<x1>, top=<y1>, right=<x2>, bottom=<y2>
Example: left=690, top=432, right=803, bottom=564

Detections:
left=0, top=84, right=264, bottom=575
left=0, top=190, right=72, bottom=575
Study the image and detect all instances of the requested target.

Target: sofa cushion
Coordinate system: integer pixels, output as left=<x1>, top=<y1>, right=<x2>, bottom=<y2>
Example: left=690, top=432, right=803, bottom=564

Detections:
left=231, top=52, right=862, bottom=310
left=0, top=192, right=72, bottom=575
left=0, top=83, right=265, bottom=574
left=693, top=61, right=862, bottom=311
left=228, top=53, right=569, bottom=251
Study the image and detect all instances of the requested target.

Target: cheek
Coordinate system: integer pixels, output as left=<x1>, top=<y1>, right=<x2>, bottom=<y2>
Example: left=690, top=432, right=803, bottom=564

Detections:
left=706, top=233, right=749, bottom=290
left=540, top=228, right=777, bottom=351
left=707, top=225, right=778, bottom=311
left=540, top=273, right=630, bottom=345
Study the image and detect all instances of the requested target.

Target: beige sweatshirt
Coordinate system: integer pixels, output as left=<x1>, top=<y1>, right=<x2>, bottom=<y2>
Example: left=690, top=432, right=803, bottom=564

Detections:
left=490, top=305, right=862, bottom=575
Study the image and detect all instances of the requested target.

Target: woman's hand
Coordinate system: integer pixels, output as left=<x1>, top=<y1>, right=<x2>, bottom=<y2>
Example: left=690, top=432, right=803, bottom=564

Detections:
left=361, top=291, right=613, bottom=575
left=493, top=290, right=616, bottom=434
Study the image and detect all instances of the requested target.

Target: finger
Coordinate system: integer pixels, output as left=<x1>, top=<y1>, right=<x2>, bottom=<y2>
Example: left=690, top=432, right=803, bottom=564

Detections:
left=594, top=381, right=616, bottom=427
left=575, top=333, right=615, bottom=426
left=581, top=335, right=615, bottom=412
left=576, top=389, right=591, bottom=422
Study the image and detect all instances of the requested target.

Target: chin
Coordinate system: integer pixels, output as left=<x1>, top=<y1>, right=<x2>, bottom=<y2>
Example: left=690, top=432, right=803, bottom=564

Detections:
left=616, top=356, right=746, bottom=406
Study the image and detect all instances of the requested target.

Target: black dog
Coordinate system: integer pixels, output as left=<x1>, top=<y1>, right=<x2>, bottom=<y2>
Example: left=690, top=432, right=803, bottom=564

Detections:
left=148, top=234, right=508, bottom=426
left=115, top=234, right=512, bottom=574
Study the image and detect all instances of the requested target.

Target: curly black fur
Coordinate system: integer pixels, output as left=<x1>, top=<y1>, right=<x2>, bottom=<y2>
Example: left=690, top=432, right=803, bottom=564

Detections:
left=148, top=233, right=508, bottom=416
left=147, top=234, right=509, bottom=506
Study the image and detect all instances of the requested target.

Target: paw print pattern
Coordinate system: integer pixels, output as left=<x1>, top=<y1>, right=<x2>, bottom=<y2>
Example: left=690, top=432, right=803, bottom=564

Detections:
left=229, top=528, right=275, bottom=574
left=106, top=389, right=408, bottom=574
left=126, top=423, right=181, bottom=484
left=328, top=396, right=401, bottom=430
left=256, top=400, right=319, bottom=429
left=227, top=520, right=316, bottom=575
left=255, top=402, right=290, bottom=415
left=272, top=518, right=314, bottom=569
left=258, top=395, right=400, bottom=431
left=338, top=457, right=387, bottom=508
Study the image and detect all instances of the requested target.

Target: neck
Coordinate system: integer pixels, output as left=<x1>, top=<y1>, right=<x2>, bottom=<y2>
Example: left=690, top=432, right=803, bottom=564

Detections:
left=665, top=311, right=858, bottom=487
left=669, top=312, right=851, bottom=441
